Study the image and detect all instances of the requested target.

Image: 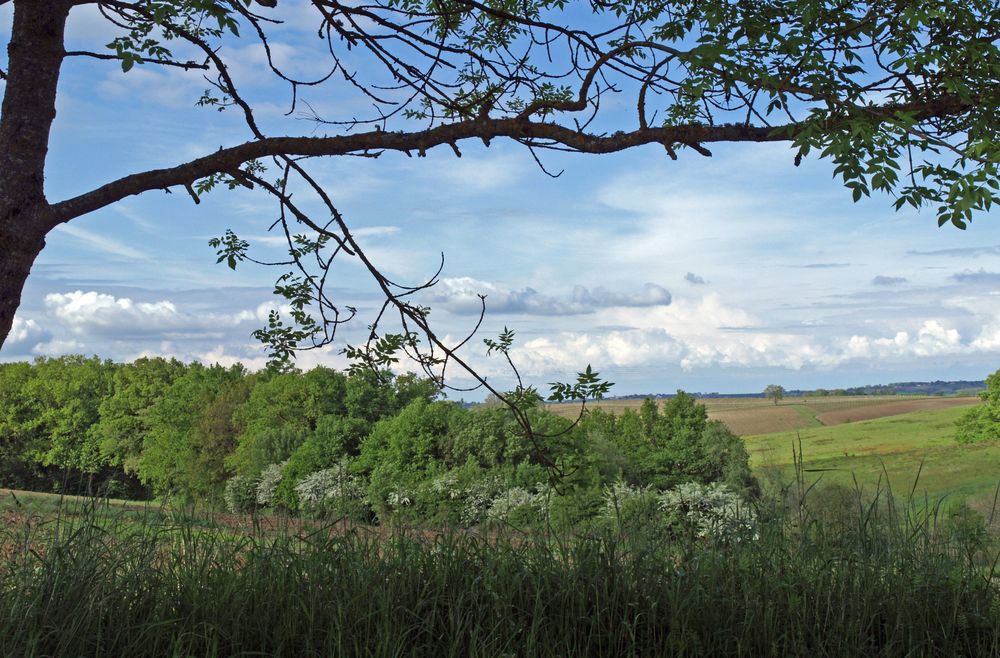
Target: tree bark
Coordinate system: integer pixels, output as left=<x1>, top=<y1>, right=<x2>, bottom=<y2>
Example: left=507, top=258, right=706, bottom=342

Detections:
left=0, top=219, right=47, bottom=347
left=0, top=0, right=72, bottom=349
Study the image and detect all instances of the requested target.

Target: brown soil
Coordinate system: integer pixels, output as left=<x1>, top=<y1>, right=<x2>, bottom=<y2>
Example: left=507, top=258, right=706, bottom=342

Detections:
left=710, top=406, right=814, bottom=436
left=815, top=396, right=979, bottom=426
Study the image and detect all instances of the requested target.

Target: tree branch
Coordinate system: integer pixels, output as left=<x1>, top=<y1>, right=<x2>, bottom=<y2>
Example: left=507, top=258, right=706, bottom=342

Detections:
left=50, top=119, right=787, bottom=225
left=64, top=50, right=209, bottom=70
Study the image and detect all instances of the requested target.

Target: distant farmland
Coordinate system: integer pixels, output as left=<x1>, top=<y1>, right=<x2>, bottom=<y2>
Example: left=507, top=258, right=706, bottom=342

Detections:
left=548, top=395, right=980, bottom=436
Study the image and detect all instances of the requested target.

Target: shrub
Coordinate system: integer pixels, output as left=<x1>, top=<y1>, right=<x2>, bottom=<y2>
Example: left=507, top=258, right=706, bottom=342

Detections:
left=294, top=459, right=365, bottom=518
left=459, top=473, right=507, bottom=526
left=485, top=484, right=552, bottom=525
left=658, top=481, right=756, bottom=542
left=956, top=368, right=1000, bottom=443
left=956, top=404, right=998, bottom=443
left=223, top=474, right=260, bottom=513
left=255, top=462, right=286, bottom=507
left=601, top=480, right=659, bottom=528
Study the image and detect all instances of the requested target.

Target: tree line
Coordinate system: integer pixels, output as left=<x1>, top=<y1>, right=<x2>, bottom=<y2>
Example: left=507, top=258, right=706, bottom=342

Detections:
left=0, top=356, right=756, bottom=527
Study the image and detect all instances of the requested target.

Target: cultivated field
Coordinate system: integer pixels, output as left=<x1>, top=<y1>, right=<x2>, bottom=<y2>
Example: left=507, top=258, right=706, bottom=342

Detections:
left=549, top=395, right=980, bottom=436
left=746, top=405, right=1000, bottom=512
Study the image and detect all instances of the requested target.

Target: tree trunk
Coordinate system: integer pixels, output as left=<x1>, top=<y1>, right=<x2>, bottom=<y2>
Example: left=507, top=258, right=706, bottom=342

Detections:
left=0, top=0, right=72, bottom=349
left=0, top=219, right=47, bottom=348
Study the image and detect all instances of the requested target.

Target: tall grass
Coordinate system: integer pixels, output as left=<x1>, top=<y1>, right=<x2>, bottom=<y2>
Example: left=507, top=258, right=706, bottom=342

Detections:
left=1, top=479, right=999, bottom=657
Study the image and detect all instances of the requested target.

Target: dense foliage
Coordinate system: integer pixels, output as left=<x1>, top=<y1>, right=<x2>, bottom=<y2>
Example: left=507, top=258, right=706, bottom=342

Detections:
left=0, top=357, right=756, bottom=527
left=956, top=368, right=1000, bottom=443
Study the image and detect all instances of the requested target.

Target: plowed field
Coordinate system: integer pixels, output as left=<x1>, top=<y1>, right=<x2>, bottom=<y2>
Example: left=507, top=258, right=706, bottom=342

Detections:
left=548, top=395, right=980, bottom=436
left=813, top=397, right=978, bottom=425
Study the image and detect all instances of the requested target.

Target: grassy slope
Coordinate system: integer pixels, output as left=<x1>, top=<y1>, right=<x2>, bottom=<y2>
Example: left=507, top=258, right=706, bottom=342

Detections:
left=746, top=405, right=1000, bottom=509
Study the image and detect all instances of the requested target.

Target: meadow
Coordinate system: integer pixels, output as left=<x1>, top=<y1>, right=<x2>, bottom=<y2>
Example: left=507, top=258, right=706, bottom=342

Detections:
left=2, top=482, right=999, bottom=657
left=746, top=405, right=1000, bottom=517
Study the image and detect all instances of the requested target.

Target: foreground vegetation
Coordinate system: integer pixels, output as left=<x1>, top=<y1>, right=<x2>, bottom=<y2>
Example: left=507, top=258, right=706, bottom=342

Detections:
left=1, top=480, right=998, bottom=657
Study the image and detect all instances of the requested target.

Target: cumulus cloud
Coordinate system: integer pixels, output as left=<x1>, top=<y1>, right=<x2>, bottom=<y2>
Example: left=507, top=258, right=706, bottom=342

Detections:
left=472, top=285, right=997, bottom=378
left=6, top=318, right=48, bottom=346
left=685, top=272, right=707, bottom=285
left=32, top=339, right=85, bottom=356
left=46, top=291, right=185, bottom=335
left=43, top=290, right=290, bottom=338
left=843, top=321, right=962, bottom=360
left=427, top=278, right=671, bottom=316
left=504, top=325, right=836, bottom=375
left=872, top=275, right=908, bottom=286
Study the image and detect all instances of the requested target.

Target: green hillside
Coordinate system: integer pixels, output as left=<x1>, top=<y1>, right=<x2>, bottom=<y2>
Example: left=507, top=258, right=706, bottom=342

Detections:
left=747, top=405, right=1000, bottom=510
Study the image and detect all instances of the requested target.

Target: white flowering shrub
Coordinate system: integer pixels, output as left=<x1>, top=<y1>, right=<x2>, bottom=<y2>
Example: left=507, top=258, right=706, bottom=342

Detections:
left=224, top=474, right=260, bottom=514
left=294, top=459, right=363, bottom=517
left=256, top=462, right=286, bottom=507
left=485, top=486, right=549, bottom=524
left=601, top=481, right=658, bottom=522
left=386, top=489, right=413, bottom=508
left=459, top=474, right=506, bottom=526
left=429, top=471, right=463, bottom=500
left=658, top=481, right=757, bottom=542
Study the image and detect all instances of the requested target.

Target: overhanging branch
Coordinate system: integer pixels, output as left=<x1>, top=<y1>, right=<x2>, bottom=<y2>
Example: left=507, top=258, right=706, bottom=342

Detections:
left=49, top=119, right=788, bottom=225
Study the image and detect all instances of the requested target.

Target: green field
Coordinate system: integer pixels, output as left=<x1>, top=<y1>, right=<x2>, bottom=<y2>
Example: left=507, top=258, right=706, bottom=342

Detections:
left=747, top=405, right=1000, bottom=513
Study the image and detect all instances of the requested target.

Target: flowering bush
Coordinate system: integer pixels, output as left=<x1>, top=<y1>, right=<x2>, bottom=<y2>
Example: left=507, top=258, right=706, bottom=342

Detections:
left=459, top=474, right=507, bottom=526
left=386, top=489, right=413, bottom=508
left=429, top=471, right=462, bottom=500
left=658, top=481, right=756, bottom=542
left=601, top=481, right=658, bottom=521
left=484, top=484, right=551, bottom=524
left=294, top=459, right=364, bottom=517
left=256, top=462, right=286, bottom=507
left=224, top=474, right=260, bottom=514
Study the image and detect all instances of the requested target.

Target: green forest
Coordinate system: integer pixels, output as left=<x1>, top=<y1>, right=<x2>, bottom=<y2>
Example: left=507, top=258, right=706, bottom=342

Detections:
left=0, top=356, right=757, bottom=528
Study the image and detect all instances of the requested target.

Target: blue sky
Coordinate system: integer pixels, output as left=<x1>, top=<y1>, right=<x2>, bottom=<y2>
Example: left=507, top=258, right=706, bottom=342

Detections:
left=2, top=2, right=1000, bottom=397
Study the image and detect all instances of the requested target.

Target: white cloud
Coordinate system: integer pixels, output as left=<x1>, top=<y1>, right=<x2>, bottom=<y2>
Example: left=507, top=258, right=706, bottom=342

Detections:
left=598, top=294, right=757, bottom=334
left=7, top=318, right=46, bottom=346
left=46, top=291, right=181, bottom=333
left=43, top=291, right=287, bottom=338
left=65, top=3, right=128, bottom=47
left=32, top=339, right=85, bottom=356
left=842, top=321, right=963, bottom=360
left=222, top=40, right=336, bottom=89
left=476, top=291, right=992, bottom=377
